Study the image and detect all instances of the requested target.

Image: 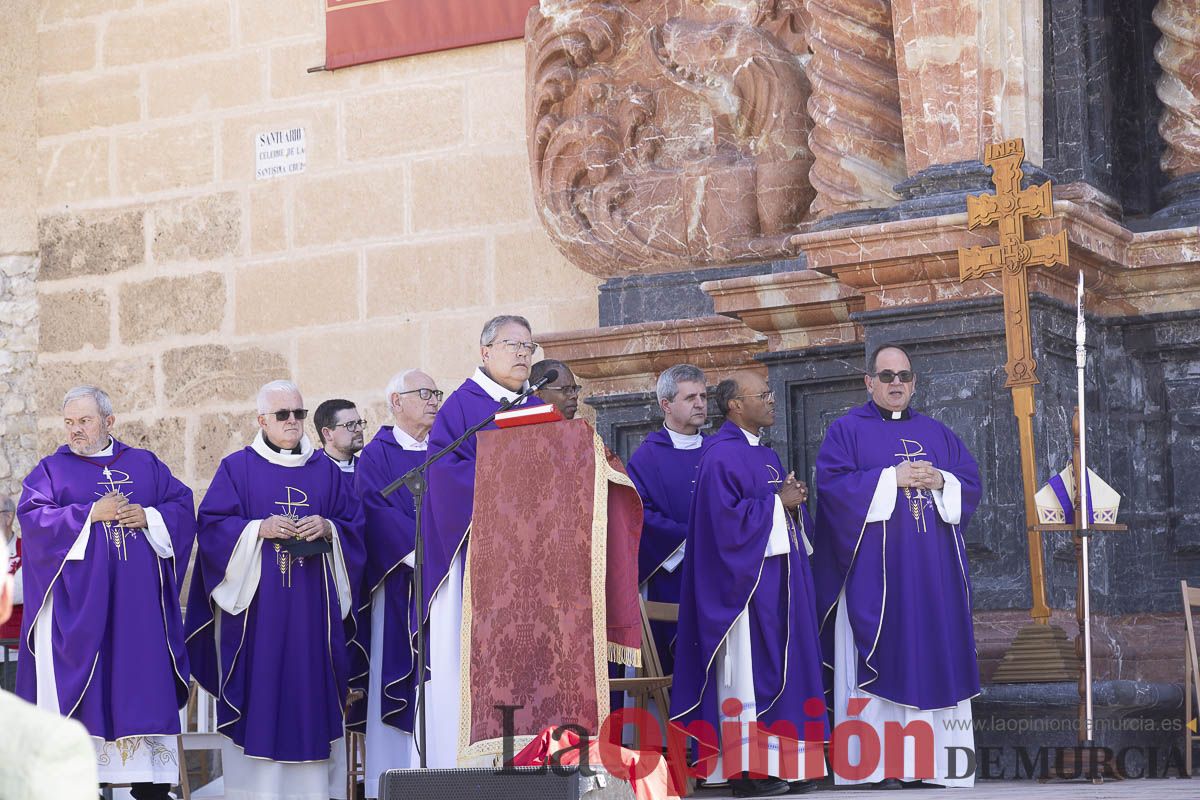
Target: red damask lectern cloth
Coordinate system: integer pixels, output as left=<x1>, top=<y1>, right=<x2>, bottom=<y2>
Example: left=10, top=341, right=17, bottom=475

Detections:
left=460, top=419, right=643, bottom=763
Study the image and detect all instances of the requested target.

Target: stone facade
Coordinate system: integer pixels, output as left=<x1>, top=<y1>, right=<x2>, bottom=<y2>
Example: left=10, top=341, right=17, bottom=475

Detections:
left=18, top=0, right=602, bottom=496
left=535, top=0, right=1200, bottom=699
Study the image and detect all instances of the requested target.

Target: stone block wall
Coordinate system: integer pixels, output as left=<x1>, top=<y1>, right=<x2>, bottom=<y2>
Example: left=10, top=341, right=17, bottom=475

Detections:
left=0, top=3, right=40, bottom=504
left=30, top=0, right=600, bottom=494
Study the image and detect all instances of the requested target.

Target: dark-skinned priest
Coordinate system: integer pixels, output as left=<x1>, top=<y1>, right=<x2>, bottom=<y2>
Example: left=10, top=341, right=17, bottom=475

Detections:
left=813, top=344, right=982, bottom=788
left=670, top=372, right=828, bottom=798
left=16, top=385, right=195, bottom=800
left=185, top=379, right=363, bottom=799
left=418, top=314, right=544, bottom=767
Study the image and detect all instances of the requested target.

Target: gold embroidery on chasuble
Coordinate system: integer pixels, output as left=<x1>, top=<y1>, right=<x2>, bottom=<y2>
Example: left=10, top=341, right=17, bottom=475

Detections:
left=96, top=466, right=137, bottom=560
left=893, top=438, right=933, bottom=533
left=272, top=485, right=310, bottom=587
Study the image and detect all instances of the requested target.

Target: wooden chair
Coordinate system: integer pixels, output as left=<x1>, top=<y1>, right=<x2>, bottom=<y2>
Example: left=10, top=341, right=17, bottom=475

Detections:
left=610, top=598, right=677, bottom=740
left=345, top=689, right=367, bottom=800
left=1182, top=580, right=1200, bottom=776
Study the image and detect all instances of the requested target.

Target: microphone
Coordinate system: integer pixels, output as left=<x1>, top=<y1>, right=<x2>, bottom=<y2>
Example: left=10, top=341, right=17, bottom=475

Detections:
left=528, top=368, right=558, bottom=393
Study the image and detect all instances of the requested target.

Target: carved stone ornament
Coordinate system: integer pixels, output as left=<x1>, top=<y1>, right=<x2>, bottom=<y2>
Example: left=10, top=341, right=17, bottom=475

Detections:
left=526, top=0, right=816, bottom=277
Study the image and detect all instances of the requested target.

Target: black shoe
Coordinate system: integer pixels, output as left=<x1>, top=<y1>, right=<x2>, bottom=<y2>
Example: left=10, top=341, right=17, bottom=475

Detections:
left=730, top=776, right=792, bottom=797
left=129, top=783, right=173, bottom=800
left=875, top=778, right=904, bottom=790
left=787, top=780, right=816, bottom=794
left=900, top=780, right=944, bottom=789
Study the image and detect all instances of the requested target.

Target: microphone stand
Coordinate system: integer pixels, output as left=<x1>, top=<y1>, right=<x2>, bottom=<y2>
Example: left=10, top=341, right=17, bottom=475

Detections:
left=380, top=378, right=544, bottom=767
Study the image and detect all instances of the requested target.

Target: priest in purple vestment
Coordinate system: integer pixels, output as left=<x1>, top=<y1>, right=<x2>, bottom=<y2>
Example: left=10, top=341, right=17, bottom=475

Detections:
left=813, top=344, right=983, bottom=788
left=184, top=380, right=362, bottom=800
left=418, top=314, right=543, bottom=767
left=670, top=373, right=828, bottom=798
left=626, top=363, right=708, bottom=677
left=355, top=368, right=441, bottom=795
left=16, top=385, right=195, bottom=800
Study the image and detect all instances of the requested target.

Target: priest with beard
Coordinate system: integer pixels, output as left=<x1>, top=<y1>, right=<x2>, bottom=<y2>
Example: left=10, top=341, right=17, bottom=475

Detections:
left=185, top=379, right=362, bottom=800
left=418, top=314, right=543, bottom=767
left=354, top=368, right=441, bottom=794
left=812, top=344, right=982, bottom=788
left=16, top=385, right=195, bottom=800
left=670, top=373, right=827, bottom=797
left=626, top=363, right=708, bottom=677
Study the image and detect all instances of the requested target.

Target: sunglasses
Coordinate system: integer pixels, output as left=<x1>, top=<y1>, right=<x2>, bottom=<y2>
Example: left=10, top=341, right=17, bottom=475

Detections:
left=270, top=408, right=308, bottom=421
left=870, top=370, right=914, bottom=384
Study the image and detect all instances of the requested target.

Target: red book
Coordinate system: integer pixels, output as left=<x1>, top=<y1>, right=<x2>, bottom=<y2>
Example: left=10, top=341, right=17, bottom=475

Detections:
left=494, top=405, right=564, bottom=428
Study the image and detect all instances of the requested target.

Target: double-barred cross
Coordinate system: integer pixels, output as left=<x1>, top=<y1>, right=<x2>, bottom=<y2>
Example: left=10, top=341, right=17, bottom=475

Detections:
left=958, top=138, right=1069, bottom=387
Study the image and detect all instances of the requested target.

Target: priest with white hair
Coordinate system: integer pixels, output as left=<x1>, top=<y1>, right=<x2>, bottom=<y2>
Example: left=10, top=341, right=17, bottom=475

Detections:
left=354, top=368, right=441, bottom=795
left=185, top=379, right=363, bottom=800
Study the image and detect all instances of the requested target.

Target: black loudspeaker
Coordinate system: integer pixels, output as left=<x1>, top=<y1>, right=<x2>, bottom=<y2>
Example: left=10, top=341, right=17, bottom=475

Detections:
left=379, top=767, right=636, bottom=800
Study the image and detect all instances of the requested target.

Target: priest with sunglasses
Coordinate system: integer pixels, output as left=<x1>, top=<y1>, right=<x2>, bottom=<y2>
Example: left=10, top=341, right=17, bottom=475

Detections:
left=812, top=344, right=982, bottom=788
left=185, top=379, right=363, bottom=800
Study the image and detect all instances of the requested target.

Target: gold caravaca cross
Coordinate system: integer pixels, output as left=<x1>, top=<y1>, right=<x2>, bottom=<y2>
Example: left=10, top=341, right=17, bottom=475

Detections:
left=957, top=137, right=1069, bottom=625
left=959, top=138, right=1069, bottom=387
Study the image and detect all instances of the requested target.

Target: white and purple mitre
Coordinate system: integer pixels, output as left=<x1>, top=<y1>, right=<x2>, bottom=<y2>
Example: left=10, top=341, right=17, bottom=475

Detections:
left=1035, top=462, right=1122, bottom=526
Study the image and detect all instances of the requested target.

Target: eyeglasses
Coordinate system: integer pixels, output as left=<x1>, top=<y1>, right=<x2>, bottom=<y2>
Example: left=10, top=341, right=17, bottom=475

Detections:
left=332, top=419, right=368, bottom=432
left=271, top=408, right=308, bottom=421
left=488, top=339, right=539, bottom=356
left=543, top=384, right=582, bottom=398
left=869, top=370, right=915, bottom=384
left=394, top=388, right=444, bottom=403
left=733, top=391, right=775, bottom=403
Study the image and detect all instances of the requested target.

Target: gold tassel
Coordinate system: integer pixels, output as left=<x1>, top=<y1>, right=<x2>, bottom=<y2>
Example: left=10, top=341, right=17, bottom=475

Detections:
left=608, top=642, right=642, bottom=668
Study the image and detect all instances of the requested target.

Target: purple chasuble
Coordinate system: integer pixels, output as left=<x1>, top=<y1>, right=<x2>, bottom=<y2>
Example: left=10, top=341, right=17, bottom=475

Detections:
left=16, top=440, right=195, bottom=740
left=352, top=426, right=425, bottom=732
left=184, top=447, right=363, bottom=762
left=421, top=378, right=542, bottom=617
left=626, top=429, right=703, bottom=675
left=813, top=401, right=982, bottom=710
left=669, top=422, right=828, bottom=746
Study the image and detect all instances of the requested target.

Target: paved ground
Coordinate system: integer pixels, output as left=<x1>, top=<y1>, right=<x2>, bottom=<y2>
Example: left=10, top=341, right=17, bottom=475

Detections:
left=696, top=780, right=1198, bottom=799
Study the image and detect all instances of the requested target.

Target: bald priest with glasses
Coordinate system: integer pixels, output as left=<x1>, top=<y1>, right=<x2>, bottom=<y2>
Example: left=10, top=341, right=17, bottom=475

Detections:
left=185, top=380, right=363, bottom=800
left=812, top=344, right=983, bottom=788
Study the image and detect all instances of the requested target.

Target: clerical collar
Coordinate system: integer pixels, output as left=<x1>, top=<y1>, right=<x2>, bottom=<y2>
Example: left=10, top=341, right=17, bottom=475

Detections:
left=392, top=425, right=429, bottom=451
left=471, top=367, right=529, bottom=404
left=82, top=437, right=115, bottom=458
left=251, top=430, right=313, bottom=468
left=738, top=427, right=762, bottom=447
left=324, top=450, right=356, bottom=472
left=663, top=424, right=702, bottom=450
left=263, top=434, right=302, bottom=455
left=870, top=401, right=911, bottom=422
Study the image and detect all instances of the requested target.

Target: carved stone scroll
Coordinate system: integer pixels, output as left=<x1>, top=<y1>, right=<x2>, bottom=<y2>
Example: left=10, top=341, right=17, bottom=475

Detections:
left=526, top=1, right=817, bottom=277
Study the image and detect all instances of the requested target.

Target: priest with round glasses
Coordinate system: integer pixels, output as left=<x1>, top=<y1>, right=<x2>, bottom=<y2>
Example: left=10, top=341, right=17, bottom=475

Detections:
left=185, top=379, right=363, bottom=799
left=812, top=344, right=982, bottom=788
left=417, top=314, right=544, bottom=767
